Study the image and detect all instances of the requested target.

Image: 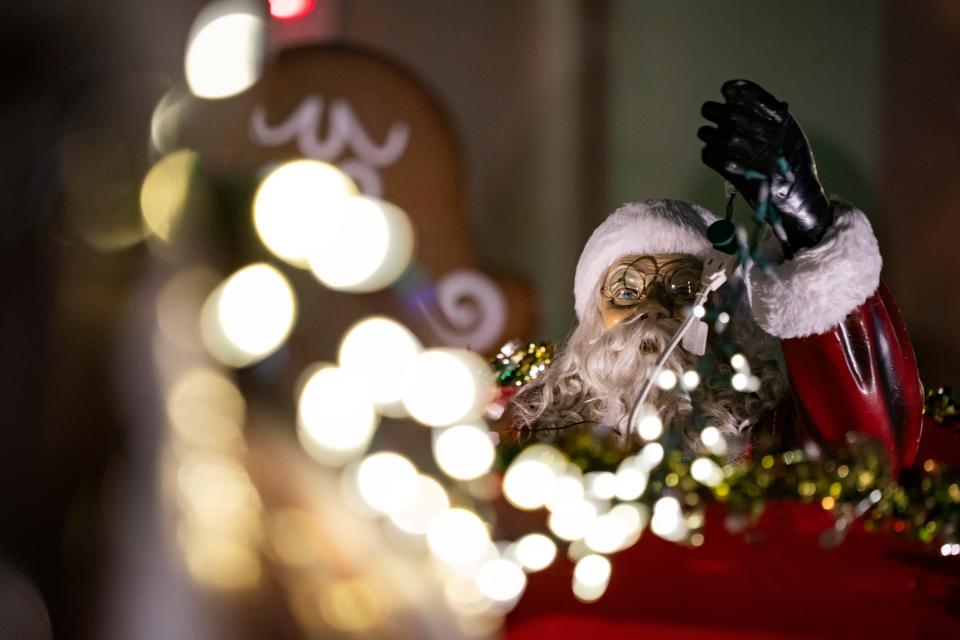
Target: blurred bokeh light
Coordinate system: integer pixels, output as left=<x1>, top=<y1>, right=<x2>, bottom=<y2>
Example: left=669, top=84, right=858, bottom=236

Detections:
left=432, top=423, right=495, bottom=481
left=547, top=499, right=598, bottom=542
left=475, top=558, right=526, bottom=604
left=650, top=496, right=688, bottom=542
left=200, top=263, right=297, bottom=368
left=156, top=267, right=220, bottom=353
left=307, top=196, right=415, bottom=292
left=337, top=316, right=422, bottom=416
left=401, top=349, right=495, bottom=427
left=166, top=368, right=246, bottom=451
left=253, top=160, right=358, bottom=268
left=572, top=554, right=611, bottom=603
left=356, top=452, right=420, bottom=515
left=269, top=0, right=316, bottom=21
left=185, top=0, right=265, bottom=99
left=297, top=365, right=379, bottom=466
left=426, top=508, right=492, bottom=573
left=510, top=534, right=557, bottom=572
left=584, top=513, right=627, bottom=554
left=502, top=444, right=567, bottom=511
left=614, top=455, right=649, bottom=501
left=140, top=149, right=199, bottom=242
left=388, top=474, right=450, bottom=536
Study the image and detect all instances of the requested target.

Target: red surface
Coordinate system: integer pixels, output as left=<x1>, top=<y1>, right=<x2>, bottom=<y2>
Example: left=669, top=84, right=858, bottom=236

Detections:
left=506, top=501, right=960, bottom=639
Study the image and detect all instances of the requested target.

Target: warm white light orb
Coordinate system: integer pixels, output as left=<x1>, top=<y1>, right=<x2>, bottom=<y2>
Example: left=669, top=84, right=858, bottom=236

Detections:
left=389, top=474, right=450, bottom=535
left=433, top=423, right=495, bottom=480
left=650, top=496, right=688, bottom=541
left=682, top=370, right=701, bottom=390
left=566, top=539, right=591, bottom=563
left=166, top=367, right=246, bottom=450
left=512, top=534, right=557, bottom=572
left=308, top=196, right=415, bottom=292
left=701, top=425, right=728, bottom=456
left=502, top=460, right=557, bottom=511
left=515, top=444, right=569, bottom=473
left=141, top=149, right=198, bottom=241
left=584, top=513, right=627, bottom=554
left=637, top=414, right=663, bottom=441
left=572, top=554, right=611, bottom=602
left=176, top=451, right=257, bottom=526
left=730, top=353, right=748, bottom=371
left=401, top=349, right=495, bottom=427
left=700, top=426, right=721, bottom=448
left=609, top=502, right=647, bottom=544
left=185, top=2, right=264, bottom=99
left=475, top=558, right=527, bottom=603
left=656, top=370, right=678, bottom=390
left=356, top=452, right=419, bottom=515
left=297, top=366, right=378, bottom=466
left=150, top=90, right=189, bottom=155
left=253, top=160, right=357, bottom=267
left=690, top=457, right=724, bottom=488
left=731, top=372, right=749, bottom=391
left=427, top=508, right=491, bottom=569
left=584, top=471, right=617, bottom=501
left=545, top=473, right=585, bottom=513
left=637, top=443, right=665, bottom=471
left=201, top=264, right=296, bottom=367
left=443, top=574, right=496, bottom=619
left=547, top=499, right=598, bottom=541
left=614, top=457, right=648, bottom=501
left=338, top=316, right=421, bottom=412
left=181, top=529, right=261, bottom=590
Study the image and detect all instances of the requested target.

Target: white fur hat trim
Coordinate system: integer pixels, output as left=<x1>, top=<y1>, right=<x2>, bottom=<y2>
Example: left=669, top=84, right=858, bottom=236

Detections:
left=574, top=199, right=717, bottom=321
left=750, top=202, right=881, bottom=338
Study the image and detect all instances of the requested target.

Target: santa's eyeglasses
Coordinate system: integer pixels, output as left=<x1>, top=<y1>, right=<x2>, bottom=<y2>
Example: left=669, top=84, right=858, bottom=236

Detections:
left=600, top=256, right=704, bottom=307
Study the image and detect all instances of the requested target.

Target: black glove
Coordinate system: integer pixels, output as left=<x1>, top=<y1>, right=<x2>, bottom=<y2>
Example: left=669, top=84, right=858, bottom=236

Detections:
left=698, top=79, right=833, bottom=257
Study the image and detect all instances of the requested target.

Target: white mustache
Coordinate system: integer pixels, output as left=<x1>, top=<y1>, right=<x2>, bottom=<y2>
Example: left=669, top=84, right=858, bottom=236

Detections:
left=592, top=317, right=679, bottom=354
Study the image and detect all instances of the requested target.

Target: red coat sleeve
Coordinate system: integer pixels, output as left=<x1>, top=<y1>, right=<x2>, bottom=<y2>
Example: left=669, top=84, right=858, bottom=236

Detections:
left=780, top=281, right=923, bottom=470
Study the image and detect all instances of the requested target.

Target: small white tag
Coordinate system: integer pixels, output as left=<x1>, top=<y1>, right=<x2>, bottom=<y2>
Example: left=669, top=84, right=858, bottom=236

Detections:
left=682, top=319, right=708, bottom=356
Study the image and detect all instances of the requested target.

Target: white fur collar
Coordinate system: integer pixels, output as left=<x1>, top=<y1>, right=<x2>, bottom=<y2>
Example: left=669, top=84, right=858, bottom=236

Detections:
left=749, top=202, right=882, bottom=339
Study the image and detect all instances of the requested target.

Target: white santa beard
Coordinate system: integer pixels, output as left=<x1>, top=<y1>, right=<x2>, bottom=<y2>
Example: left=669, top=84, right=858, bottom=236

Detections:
left=512, top=298, right=789, bottom=450
left=513, top=313, right=698, bottom=436
left=571, top=315, right=695, bottom=433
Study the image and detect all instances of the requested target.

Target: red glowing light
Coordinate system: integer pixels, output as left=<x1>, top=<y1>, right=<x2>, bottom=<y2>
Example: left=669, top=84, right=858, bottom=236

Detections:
left=269, top=0, right=316, bottom=21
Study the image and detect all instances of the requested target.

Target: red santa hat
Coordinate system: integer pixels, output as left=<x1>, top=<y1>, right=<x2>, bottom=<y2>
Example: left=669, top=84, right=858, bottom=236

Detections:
left=574, top=198, right=883, bottom=340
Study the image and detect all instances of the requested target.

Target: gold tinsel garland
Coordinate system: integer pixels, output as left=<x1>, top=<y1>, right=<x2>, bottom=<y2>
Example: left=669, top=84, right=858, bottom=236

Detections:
left=492, top=340, right=555, bottom=387
left=492, top=343, right=960, bottom=551
left=495, top=430, right=960, bottom=549
left=925, top=385, right=958, bottom=428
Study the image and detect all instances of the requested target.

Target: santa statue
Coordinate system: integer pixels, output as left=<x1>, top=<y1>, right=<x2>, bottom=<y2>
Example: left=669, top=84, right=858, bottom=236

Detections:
left=511, top=80, right=923, bottom=469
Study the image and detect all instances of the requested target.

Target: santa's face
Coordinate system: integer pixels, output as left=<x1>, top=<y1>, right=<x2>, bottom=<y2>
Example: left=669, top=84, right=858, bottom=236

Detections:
left=598, top=253, right=703, bottom=330
left=512, top=246, right=785, bottom=447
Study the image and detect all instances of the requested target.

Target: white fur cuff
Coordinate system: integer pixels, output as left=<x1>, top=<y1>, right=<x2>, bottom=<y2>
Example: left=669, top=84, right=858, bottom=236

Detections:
left=750, top=203, right=882, bottom=339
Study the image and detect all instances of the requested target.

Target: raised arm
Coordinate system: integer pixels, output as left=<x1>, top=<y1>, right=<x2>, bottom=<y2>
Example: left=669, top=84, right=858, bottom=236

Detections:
left=699, top=79, right=923, bottom=469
